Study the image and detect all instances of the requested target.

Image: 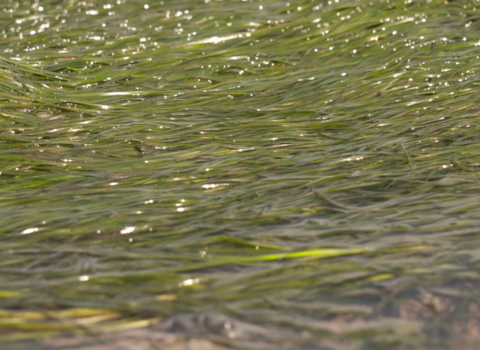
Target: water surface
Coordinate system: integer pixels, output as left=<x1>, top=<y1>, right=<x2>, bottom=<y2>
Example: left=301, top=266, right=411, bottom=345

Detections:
left=1, top=0, right=480, bottom=349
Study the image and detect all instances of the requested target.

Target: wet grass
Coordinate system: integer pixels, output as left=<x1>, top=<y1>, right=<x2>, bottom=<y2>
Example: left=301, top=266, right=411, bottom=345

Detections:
left=1, top=0, right=480, bottom=348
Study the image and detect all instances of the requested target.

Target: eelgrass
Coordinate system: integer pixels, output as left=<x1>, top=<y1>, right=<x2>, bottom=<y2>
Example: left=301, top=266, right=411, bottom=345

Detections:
left=1, top=0, right=480, bottom=348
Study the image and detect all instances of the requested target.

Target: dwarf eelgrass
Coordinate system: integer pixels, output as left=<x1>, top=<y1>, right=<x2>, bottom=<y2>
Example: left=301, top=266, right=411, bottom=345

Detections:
left=1, top=0, right=480, bottom=349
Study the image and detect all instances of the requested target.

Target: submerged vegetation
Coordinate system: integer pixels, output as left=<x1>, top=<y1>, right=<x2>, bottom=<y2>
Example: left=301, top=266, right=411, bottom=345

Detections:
left=1, top=0, right=480, bottom=348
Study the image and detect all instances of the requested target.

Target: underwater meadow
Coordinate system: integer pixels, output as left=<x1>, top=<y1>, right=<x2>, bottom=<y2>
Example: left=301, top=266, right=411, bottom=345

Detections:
left=1, top=0, right=480, bottom=348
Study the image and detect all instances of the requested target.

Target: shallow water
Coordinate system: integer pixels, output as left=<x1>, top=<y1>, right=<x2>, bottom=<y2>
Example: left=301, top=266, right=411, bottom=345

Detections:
left=1, top=0, right=480, bottom=348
